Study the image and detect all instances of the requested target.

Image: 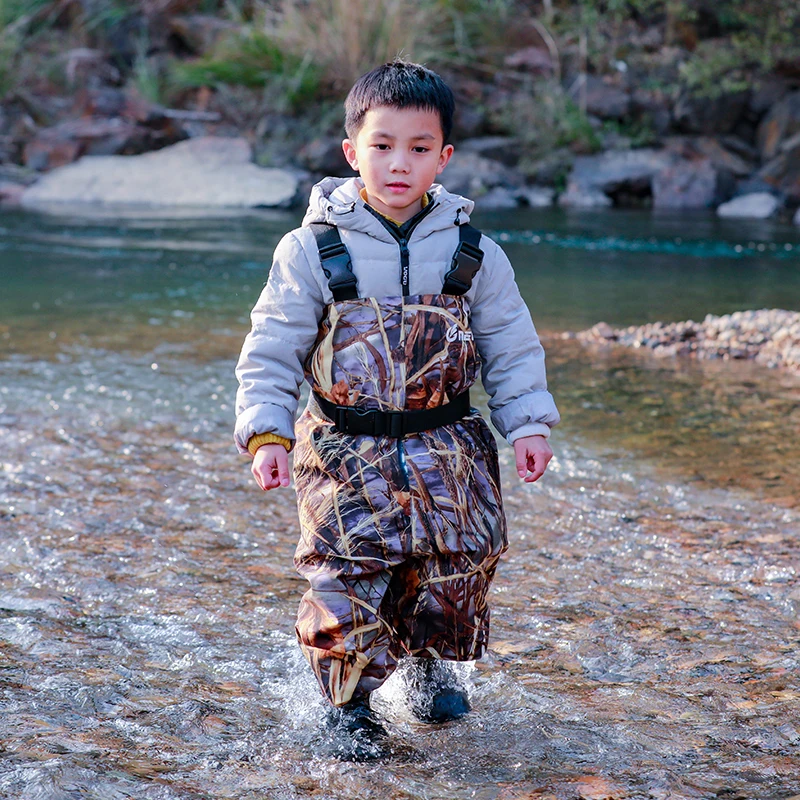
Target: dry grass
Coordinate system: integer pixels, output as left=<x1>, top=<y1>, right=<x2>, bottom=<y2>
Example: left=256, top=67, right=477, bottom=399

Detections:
left=263, top=0, right=446, bottom=93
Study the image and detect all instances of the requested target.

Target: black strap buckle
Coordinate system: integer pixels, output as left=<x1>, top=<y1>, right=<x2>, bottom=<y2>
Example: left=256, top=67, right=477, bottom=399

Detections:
left=451, top=240, right=483, bottom=277
left=386, top=410, right=405, bottom=438
left=318, top=242, right=353, bottom=287
left=333, top=405, right=348, bottom=433
left=442, top=232, right=484, bottom=295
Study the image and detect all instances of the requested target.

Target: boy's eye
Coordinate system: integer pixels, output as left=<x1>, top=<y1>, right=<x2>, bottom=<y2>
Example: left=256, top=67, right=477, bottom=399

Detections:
left=373, top=143, right=390, bottom=150
left=413, top=147, right=430, bottom=153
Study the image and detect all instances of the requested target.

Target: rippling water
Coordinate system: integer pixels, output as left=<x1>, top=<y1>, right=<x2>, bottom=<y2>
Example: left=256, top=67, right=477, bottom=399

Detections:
left=2, top=207, right=799, bottom=799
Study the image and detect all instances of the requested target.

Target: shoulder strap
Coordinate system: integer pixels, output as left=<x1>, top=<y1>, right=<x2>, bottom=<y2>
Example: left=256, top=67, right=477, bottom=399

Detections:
left=441, top=223, right=484, bottom=296
left=309, top=223, right=359, bottom=302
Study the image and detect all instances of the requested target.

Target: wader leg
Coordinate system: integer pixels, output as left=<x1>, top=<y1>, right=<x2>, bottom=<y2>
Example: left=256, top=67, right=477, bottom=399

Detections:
left=295, top=560, right=404, bottom=707
left=388, top=550, right=503, bottom=661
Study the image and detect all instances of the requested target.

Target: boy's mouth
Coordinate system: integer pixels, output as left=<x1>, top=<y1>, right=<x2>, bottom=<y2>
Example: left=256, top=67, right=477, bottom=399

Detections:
left=386, top=182, right=410, bottom=192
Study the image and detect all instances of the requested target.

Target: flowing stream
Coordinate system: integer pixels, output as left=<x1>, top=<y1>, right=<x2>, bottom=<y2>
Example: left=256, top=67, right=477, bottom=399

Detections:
left=1, top=206, right=799, bottom=799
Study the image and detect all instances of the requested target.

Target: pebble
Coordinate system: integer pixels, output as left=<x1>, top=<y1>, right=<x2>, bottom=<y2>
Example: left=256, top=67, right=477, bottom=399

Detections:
left=571, top=308, right=800, bottom=372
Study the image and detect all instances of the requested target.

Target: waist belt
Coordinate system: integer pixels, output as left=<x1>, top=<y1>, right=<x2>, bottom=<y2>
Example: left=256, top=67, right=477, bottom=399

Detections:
left=311, top=390, right=471, bottom=437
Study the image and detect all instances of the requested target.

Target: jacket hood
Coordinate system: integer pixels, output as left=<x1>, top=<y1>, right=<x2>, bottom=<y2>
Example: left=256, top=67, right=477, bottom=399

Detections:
left=301, top=176, right=474, bottom=241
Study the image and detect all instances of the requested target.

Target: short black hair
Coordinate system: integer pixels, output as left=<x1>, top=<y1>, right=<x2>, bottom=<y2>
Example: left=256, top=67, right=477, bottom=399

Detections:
left=344, top=59, right=455, bottom=144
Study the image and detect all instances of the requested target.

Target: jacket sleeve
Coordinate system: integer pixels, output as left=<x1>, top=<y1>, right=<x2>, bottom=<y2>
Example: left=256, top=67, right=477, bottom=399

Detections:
left=469, top=237, right=560, bottom=443
left=234, top=230, right=326, bottom=453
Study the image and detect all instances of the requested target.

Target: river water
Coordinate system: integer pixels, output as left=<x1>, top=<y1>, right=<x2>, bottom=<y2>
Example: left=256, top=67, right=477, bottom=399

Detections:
left=1, top=206, right=799, bottom=799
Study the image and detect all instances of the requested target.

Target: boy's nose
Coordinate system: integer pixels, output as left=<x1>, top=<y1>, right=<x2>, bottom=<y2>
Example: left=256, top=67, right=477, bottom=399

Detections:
left=390, top=154, right=410, bottom=173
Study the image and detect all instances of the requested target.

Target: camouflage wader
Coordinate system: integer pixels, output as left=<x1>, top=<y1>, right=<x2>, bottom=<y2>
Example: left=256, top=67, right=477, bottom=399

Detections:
left=293, top=245, right=508, bottom=707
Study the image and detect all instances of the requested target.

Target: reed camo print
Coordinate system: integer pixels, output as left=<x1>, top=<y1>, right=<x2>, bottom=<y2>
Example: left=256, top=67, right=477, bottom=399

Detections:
left=293, top=294, right=507, bottom=706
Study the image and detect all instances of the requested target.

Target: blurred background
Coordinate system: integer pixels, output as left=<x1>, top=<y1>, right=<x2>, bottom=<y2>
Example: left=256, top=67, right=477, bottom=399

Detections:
left=1, top=0, right=800, bottom=215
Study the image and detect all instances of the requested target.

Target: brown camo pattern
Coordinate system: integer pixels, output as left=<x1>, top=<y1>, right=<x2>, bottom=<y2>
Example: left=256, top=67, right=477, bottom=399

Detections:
left=293, top=294, right=507, bottom=706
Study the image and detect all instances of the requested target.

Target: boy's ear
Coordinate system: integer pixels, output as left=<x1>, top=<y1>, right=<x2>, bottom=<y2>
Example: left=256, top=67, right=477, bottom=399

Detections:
left=436, top=143, right=454, bottom=175
left=342, top=139, right=359, bottom=171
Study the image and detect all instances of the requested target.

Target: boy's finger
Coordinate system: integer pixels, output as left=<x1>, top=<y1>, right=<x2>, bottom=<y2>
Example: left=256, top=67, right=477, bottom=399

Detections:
left=277, top=457, right=291, bottom=487
left=525, top=452, right=548, bottom=482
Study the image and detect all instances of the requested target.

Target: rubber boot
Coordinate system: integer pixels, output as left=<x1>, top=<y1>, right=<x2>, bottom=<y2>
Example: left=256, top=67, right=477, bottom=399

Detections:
left=324, top=695, right=389, bottom=761
left=407, top=658, right=471, bottom=723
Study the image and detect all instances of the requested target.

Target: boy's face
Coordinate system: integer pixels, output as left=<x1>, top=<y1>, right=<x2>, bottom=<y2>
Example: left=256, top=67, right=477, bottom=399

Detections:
left=342, top=105, right=454, bottom=224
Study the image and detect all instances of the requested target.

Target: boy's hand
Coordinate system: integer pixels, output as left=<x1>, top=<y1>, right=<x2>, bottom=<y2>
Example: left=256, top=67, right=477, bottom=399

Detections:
left=251, top=443, right=290, bottom=490
left=513, top=434, right=553, bottom=483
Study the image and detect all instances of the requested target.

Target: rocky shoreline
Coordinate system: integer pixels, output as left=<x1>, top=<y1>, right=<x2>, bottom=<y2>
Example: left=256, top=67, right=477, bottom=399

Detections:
left=0, top=64, right=799, bottom=219
left=570, top=308, right=800, bottom=373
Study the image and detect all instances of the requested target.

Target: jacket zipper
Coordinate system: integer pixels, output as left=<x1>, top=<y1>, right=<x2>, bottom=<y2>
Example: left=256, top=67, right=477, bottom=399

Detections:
left=362, top=200, right=437, bottom=492
left=364, top=199, right=438, bottom=295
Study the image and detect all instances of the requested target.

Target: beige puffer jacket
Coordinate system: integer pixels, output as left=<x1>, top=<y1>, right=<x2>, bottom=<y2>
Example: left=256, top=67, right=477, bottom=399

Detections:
left=234, top=176, right=560, bottom=453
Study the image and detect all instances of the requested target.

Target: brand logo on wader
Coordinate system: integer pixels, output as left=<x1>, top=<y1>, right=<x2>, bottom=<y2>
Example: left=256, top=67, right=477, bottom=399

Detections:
left=446, top=324, right=473, bottom=343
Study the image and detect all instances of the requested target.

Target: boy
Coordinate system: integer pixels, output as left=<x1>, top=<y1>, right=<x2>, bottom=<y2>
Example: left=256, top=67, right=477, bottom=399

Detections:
left=234, top=59, right=560, bottom=757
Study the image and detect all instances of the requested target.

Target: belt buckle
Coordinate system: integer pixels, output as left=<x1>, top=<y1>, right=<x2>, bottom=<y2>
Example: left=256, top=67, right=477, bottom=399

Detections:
left=349, top=405, right=376, bottom=436
left=387, top=410, right=405, bottom=438
left=333, top=406, right=348, bottom=433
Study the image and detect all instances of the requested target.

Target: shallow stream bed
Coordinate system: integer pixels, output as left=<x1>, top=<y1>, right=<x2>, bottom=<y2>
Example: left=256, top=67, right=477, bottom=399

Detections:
left=1, top=207, right=799, bottom=799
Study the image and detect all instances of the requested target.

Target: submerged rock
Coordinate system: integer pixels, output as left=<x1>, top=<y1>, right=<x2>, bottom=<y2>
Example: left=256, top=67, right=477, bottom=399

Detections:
left=717, top=192, right=780, bottom=219
left=20, top=136, right=299, bottom=209
left=574, top=308, right=800, bottom=372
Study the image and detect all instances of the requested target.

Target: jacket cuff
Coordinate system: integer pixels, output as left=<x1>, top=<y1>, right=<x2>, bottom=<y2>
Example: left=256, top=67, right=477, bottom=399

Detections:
left=490, top=390, right=561, bottom=441
left=234, top=403, right=296, bottom=454
left=247, top=432, right=293, bottom=455
left=507, top=422, right=551, bottom=444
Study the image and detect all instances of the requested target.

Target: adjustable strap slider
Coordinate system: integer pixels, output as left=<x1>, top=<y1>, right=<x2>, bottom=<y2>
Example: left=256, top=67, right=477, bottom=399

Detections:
left=386, top=411, right=405, bottom=438
left=451, top=240, right=483, bottom=279
left=332, top=405, right=348, bottom=433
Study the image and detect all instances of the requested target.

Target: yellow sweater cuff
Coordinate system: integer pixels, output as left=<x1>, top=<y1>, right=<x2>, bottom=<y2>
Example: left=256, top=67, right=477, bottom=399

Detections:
left=247, top=432, right=292, bottom=455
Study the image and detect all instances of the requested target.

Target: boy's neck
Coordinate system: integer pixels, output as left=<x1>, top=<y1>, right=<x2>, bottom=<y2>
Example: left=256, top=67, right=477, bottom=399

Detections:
left=359, top=187, right=430, bottom=227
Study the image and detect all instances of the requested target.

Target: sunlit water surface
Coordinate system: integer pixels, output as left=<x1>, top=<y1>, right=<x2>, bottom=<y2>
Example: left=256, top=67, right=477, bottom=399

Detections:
left=1, top=206, right=799, bottom=799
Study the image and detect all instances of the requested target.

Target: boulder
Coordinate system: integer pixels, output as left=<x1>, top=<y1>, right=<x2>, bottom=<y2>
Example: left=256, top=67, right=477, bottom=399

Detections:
left=748, top=76, right=790, bottom=118
left=666, top=136, right=754, bottom=177
left=296, top=136, right=351, bottom=176
left=757, top=144, right=800, bottom=203
left=518, top=186, right=555, bottom=207
left=559, top=148, right=672, bottom=207
left=519, top=147, right=573, bottom=186
left=457, top=136, right=520, bottom=166
left=719, top=135, right=759, bottom=163
left=716, top=192, right=780, bottom=219
left=438, top=150, right=523, bottom=197
left=673, top=90, right=749, bottom=135
left=23, top=114, right=187, bottom=171
left=652, top=156, right=717, bottom=209
left=20, top=136, right=298, bottom=209
left=577, top=75, right=631, bottom=120
left=631, top=88, right=672, bottom=135
left=558, top=187, right=612, bottom=208
left=0, top=179, right=27, bottom=204
left=474, top=187, right=520, bottom=209
left=756, top=91, right=800, bottom=162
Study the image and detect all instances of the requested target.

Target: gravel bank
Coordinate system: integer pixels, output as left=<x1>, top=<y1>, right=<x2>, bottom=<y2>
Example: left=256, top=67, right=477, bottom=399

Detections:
left=569, top=308, right=800, bottom=372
